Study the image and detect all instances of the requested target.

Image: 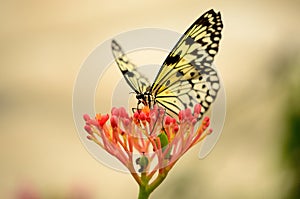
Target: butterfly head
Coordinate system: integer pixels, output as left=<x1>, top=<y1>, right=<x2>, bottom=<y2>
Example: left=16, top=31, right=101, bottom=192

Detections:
left=136, top=93, right=146, bottom=104
left=136, top=91, right=154, bottom=109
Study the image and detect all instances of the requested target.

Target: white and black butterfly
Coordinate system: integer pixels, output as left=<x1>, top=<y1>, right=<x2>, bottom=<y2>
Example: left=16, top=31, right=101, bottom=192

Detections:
left=111, top=9, right=223, bottom=120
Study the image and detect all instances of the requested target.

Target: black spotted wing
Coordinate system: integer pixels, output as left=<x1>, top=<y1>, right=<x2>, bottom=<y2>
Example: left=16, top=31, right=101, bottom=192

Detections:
left=111, top=40, right=151, bottom=94
left=150, top=9, right=223, bottom=119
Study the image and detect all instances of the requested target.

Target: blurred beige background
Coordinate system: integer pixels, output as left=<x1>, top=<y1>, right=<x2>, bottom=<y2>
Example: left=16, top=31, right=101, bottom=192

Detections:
left=1, top=0, right=300, bottom=198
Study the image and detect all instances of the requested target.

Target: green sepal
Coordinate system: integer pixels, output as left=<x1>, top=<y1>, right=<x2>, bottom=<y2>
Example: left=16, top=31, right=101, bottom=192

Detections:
left=157, top=130, right=172, bottom=160
left=158, top=131, right=169, bottom=152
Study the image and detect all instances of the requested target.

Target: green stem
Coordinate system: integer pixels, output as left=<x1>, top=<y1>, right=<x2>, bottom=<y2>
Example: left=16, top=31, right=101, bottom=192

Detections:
left=137, top=168, right=171, bottom=199
left=138, top=184, right=151, bottom=199
left=148, top=170, right=168, bottom=194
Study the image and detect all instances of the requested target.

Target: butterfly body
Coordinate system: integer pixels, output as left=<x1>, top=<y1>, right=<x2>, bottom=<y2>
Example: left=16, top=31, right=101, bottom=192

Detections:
left=112, top=9, right=223, bottom=120
left=136, top=89, right=153, bottom=108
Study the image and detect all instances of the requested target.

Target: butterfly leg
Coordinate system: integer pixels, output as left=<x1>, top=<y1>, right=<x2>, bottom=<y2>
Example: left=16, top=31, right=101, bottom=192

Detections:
left=132, top=107, right=137, bottom=113
left=132, top=100, right=143, bottom=114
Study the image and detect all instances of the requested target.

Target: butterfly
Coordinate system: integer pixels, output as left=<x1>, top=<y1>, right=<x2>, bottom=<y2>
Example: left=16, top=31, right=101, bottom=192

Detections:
left=111, top=9, right=223, bottom=120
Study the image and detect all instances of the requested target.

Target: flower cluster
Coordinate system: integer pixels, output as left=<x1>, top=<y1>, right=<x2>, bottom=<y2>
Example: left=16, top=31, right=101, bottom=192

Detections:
left=84, top=104, right=211, bottom=172
left=83, top=104, right=212, bottom=198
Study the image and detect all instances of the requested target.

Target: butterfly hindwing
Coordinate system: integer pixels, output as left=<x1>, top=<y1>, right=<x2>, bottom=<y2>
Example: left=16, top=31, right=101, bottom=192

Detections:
left=111, top=40, right=151, bottom=94
left=150, top=9, right=223, bottom=119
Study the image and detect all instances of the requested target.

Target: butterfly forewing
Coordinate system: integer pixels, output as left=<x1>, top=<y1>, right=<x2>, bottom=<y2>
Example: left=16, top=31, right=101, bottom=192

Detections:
left=111, top=40, right=151, bottom=94
left=150, top=9, right=223, bottom=119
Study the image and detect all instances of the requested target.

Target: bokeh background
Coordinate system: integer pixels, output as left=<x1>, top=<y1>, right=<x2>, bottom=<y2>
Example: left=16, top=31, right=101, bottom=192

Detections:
left=1, top=0, right=300, bottom=198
